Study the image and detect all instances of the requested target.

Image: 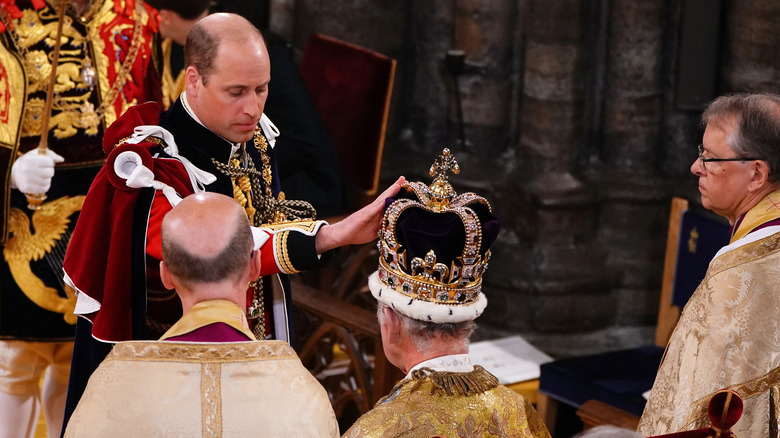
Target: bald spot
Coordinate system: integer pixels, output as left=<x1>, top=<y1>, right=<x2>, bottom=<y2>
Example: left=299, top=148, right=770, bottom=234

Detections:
left=162, top=193, right=246, bottom=259
left=198, top=12, right=265, bottom=50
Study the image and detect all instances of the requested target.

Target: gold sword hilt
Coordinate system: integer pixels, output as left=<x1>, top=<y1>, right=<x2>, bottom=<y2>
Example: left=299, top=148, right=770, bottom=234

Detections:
left=23, top=147, right=51, bottom=210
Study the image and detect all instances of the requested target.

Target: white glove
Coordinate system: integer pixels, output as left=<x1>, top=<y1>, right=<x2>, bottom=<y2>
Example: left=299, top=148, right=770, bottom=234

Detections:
left=10, top=148, right=65, bottom=194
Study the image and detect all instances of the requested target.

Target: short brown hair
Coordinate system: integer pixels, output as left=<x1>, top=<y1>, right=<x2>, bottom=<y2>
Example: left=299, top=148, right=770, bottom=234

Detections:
left=184, top=13, right=265, bottom=86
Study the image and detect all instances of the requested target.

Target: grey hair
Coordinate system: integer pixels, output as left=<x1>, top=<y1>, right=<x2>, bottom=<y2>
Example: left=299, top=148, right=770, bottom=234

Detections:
left=702, top=93, right=780, bottom=183
left=376, top=302, right=476, bottom=351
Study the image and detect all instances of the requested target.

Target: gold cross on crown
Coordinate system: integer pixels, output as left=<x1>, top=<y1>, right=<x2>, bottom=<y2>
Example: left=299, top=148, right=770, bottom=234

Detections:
left=427, top=148, right=460, bottom=206
left=429, top=148, right=460, bottom=181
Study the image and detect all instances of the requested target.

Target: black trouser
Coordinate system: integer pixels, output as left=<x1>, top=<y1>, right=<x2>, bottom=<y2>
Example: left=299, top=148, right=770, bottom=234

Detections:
left=59, top=318, right=113, bottom=437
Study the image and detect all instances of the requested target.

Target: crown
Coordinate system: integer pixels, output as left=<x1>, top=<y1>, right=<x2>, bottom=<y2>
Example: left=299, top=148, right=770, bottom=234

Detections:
left=369, top=149, right=500, bottom=323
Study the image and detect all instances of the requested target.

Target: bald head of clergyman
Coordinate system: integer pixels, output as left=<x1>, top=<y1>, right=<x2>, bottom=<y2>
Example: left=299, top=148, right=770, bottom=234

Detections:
left=159, top=193, right=260, bottom=313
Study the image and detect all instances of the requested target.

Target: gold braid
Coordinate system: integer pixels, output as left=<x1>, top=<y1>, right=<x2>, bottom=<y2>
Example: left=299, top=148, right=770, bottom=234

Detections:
left=209, top=131, right=317, bottom=225
left=374, top=365, right=500, bottom=407
left=209, top=127, right=318, bottom=339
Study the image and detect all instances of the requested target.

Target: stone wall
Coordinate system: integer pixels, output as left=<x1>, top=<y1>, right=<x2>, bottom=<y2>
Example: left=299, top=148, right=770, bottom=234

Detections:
left=269, top=0, right=780, bottom=357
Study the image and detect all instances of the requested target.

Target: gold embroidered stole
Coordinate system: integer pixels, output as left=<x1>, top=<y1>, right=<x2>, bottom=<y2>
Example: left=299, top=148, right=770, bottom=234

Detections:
left=159, top=299, right=255, bottom=341
left=731, top=189, right=780, bottom=242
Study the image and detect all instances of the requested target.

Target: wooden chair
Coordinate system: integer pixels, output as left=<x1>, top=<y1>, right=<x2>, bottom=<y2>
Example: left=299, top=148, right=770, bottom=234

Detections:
left=536, top=198, right=730, bottom=435
left=290, top=280, right=404, bottom=427
left=577, top=400, right=643, bottom=431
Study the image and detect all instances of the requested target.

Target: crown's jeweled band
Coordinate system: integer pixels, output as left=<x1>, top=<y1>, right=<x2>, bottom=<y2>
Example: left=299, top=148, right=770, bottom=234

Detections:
left=376, top=256, right=485, bottom=305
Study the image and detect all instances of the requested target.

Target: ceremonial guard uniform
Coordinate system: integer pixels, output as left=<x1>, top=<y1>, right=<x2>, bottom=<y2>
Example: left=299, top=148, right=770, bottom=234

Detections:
left=0, top=0, right=160, bottom=340
left=159, top=36, right=183, bottom=109
left=0, top=1, right=160, bottom=435
left=343, top=150, right=550, bottom=438
left=64, top=98, right=324, bottom=343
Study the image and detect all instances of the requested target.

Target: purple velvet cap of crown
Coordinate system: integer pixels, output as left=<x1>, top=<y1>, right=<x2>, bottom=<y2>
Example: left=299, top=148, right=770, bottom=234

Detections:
left=387, top=189, right=500, bottom=264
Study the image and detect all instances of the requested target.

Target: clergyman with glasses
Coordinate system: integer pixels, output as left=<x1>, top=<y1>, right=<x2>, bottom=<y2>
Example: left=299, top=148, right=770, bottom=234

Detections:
left=638, top=93, right=780, bottom=436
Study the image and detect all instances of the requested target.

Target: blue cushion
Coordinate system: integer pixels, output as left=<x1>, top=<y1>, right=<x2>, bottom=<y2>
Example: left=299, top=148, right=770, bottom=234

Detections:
left=538, top=345, right=664, bottom=417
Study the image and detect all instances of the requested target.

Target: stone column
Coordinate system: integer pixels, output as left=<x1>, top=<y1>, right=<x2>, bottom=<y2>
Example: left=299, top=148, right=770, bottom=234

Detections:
left=520, top=0, right=589, bottom=195
left=589, top=0, right=668, bottom=344
left=288, top=0, right=406, bottom=57
left=503, top=0, right=620, bottom=356
left=721, top=0, right=780, bottom=91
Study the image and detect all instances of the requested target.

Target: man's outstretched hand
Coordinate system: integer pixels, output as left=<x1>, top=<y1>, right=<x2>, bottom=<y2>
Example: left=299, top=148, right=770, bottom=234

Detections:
left=315, top=176, right=406, bottom=254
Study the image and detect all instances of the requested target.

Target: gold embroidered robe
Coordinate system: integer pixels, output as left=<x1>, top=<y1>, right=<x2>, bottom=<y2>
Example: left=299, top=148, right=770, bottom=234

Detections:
left=638, top=200, right=780, bottom=436
left=64, top=340, right=339, bottom=437
left=342, top=365, right=551, bottom=438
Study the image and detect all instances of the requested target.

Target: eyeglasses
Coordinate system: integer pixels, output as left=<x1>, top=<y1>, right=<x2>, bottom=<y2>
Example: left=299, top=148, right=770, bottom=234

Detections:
left=697, top=144, right=761, bottom=171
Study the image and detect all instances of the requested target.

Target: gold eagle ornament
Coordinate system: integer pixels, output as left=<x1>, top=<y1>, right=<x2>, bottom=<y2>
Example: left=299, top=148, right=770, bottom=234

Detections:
left=3, top=195, right=85, bottom=323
